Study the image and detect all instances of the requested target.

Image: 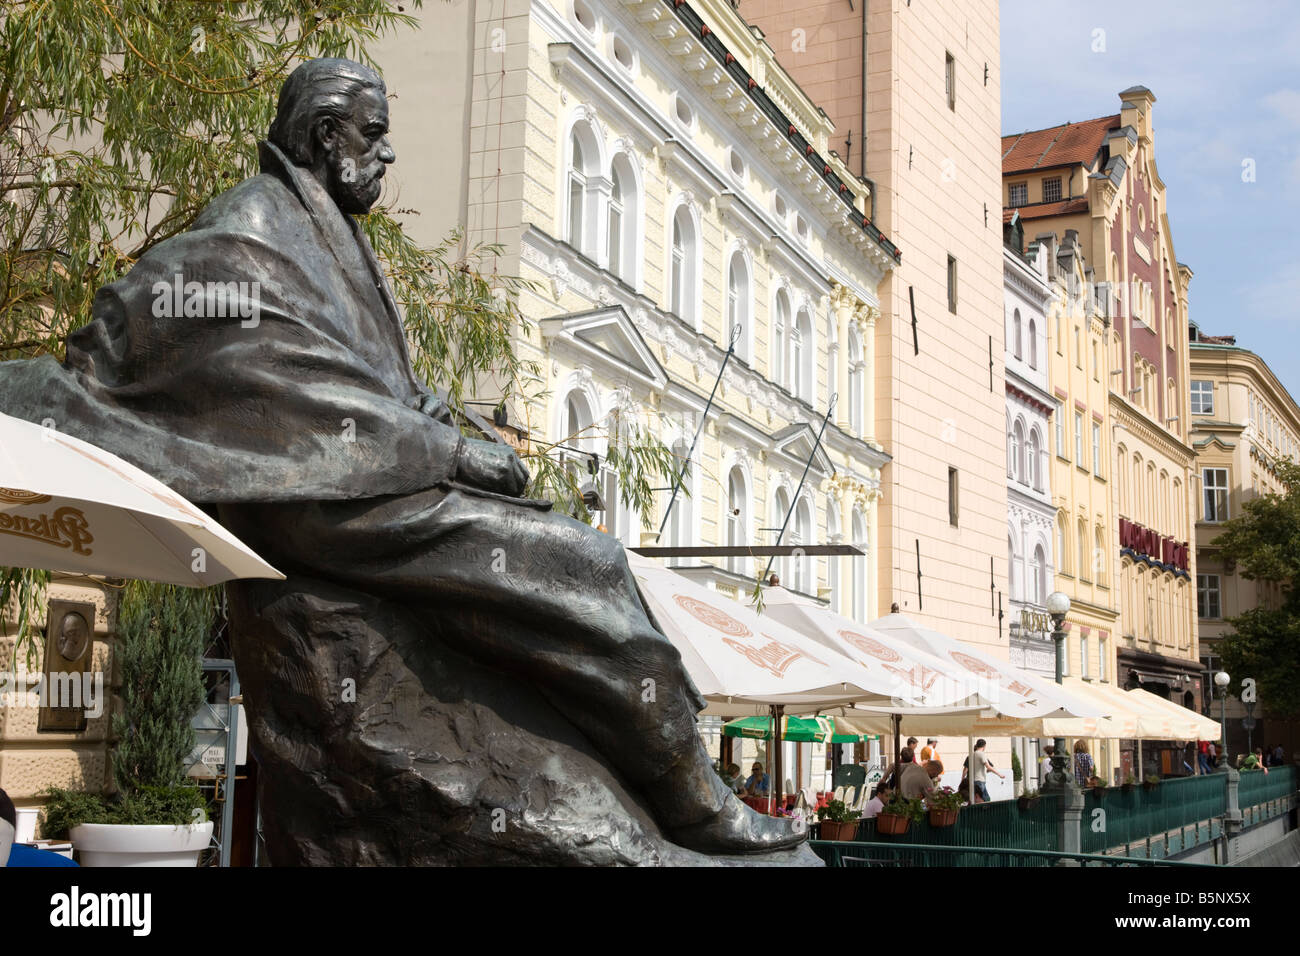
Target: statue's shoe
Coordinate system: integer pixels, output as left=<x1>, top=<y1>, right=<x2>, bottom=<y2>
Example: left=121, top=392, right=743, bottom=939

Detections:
left=668, top=794, right=808, bottom=856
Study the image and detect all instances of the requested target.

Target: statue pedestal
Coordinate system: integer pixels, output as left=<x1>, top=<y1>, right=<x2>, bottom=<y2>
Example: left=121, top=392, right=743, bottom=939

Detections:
left=228, top=576, right=819, bottom=867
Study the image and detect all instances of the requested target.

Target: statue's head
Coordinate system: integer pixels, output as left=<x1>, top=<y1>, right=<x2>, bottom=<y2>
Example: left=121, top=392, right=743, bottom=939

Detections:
left=268, top=58, right=395, bottom=215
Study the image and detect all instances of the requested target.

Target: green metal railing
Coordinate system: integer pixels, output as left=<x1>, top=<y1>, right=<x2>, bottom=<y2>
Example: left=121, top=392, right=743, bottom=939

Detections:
left=810, top=841, right=1210, bottom=868
left=1238, top=765, right=1296, bottom=826
left=1080, top=774, right=1225, bottom=856
left=819, top=768, right=1297, bottom=866
left=840, top=795, right=1060, bottom=852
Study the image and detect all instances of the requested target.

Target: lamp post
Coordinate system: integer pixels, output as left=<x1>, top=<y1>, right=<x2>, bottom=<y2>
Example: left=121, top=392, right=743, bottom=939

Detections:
left=1043, top=590, right=1074, bottom=792
left=1215, top=670, right=1231, bottom=768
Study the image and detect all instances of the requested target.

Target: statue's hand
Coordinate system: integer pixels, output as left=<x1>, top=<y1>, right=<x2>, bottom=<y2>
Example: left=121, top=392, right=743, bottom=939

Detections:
left=412, top=392, right=455, bottom=426
left=455, top=438, right=530, bottom=497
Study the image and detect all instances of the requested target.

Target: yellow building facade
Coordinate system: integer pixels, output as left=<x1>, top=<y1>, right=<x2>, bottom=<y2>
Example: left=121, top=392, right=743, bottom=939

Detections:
left=1189, top=330, right=1300, bottom=757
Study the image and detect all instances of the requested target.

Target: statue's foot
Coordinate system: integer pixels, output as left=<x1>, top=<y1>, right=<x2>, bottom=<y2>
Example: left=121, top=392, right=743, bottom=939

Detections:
left=668, top=794, right=807, bottom=856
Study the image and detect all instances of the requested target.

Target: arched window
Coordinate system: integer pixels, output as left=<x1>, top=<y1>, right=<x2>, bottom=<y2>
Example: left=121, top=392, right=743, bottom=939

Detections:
left=825, top=495, right=841, bottom=614
left=1028, top=318, right=1038, bottom=369
left=1116, top=443, right=1128, bottom=515
left=848, top=326, right=863, bottom=434
left=1013, top=308, right=1023, bottom=360
left=772, top=487, right=792, bottom=584
left=1011, top=420, right=1025, bottom=484
left=726, top=466, right=748, bottom=575
left=1078, top=518, right=1089, bottom=582
left=1027, top=428, right=1042, bottom=490
left=1031, top=543, right=1046, bottom=605
left=852, top=508, right=868, bottom=622
left=607, top=154, right=639, bottom=286
left=772, top=288, right=790, bottom=386
left=670, top=206, right=698, bottom=328
left=567, top=132, right=586, bottom=252
left=726, top=252, right=750, bottom=362
left=1057, top=512, right=1069, bottom=575
left=1008, top=535, right=1020, bottom=602
left=666, top=437, right=693, bottom=566
left=1094, top=526, right=1106, bottom=586
left=791, top=308, right=813, bottom=401
left=793, top=497, right=813, bottom=593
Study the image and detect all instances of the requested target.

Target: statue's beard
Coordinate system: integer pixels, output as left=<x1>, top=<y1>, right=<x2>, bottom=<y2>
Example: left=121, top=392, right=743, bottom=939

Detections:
left=328, top=157, right=385, bottom=215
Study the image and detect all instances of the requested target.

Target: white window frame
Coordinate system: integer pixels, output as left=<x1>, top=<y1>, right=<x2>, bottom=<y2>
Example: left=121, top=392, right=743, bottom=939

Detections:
left=1203, top=468, right=1229, bottom=523
left=1190, top=380, right=1214, bottom=415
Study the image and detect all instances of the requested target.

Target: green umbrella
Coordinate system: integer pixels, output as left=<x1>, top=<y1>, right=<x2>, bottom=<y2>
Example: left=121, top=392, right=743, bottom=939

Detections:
left=723, top=715, right=872, bottom=743
left=724, top=714, right=827, bottom=742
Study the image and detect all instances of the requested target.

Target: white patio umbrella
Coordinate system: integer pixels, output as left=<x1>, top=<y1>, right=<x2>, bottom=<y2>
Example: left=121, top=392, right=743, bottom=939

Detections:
left=629, top=551, right=920, bottom=814
left=758, top=587, right=990, bottom=709
left=0, top=412, right=283, bottom=585
left=870, top=612, right=1103, bottom=722
left=628, top=552, right=891, bottom=710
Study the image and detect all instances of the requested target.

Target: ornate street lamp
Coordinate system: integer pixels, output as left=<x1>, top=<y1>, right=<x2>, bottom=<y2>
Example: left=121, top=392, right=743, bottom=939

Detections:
left=1042, top=591, right=1075, bottom=792
left=1215, top=670, right=1231, bottom=768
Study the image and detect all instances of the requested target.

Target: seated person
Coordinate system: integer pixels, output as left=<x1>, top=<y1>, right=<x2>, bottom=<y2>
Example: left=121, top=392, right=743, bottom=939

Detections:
left=863, top=784, right=891, bottom=819
left=745, top=763, right=770, bottom=797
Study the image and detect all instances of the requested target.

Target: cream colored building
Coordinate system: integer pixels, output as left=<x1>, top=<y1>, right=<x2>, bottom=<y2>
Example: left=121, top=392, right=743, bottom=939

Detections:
left=373, top=0, right=899, bottom=789
left=1189, top=327, right=1300, bottom=757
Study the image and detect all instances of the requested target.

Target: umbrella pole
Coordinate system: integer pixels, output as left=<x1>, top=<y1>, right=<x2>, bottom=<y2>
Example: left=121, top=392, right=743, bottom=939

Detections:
left=891, top=713, right=901, bottom=796
left=772, top=704, right=785, bottom=816
left=1137, top=739, right=1143, bottom=783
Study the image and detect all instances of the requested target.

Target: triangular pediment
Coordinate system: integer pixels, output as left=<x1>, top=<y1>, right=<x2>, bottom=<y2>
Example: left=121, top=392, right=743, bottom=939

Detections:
left=770, top=422, right=834, bottom=476
left=540, top=306, right=667, bottom=390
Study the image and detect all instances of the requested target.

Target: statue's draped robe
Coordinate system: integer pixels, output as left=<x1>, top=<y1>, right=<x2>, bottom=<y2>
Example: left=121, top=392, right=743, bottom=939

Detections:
left=0, top=143, right=756, bottom=864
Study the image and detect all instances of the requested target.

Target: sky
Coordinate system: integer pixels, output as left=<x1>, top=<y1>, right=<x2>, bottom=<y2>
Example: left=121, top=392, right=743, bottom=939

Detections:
left=1001, top=0, right=1300, bottom=400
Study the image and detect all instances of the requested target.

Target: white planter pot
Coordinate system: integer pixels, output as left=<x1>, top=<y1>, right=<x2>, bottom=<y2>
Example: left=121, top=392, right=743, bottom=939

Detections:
left=15, top=807, right=39, bottom=843
left=70, top=821, right=213, bottom=867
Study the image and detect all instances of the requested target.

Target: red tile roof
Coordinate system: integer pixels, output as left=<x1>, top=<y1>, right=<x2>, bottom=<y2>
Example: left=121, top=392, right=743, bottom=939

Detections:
left=1002, top=114, right=1121, bottom=174
left=1009, top=197, right=1091, bottom=220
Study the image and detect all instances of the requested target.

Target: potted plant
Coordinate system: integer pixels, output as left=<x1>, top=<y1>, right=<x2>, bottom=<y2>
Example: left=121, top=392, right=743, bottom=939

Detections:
left=1017, top=788, right=1041, bottom=811
left=1142, top=774, right=1161, bottom=792
left=1010, top=749, right=1023, bottom=797
left=39, top=582, right=215, bottom=866
left=876, top=795, right=925, bottom=836
left=1121, top=772, right=1137, bottom=793
left=926, top=787, right=962, bottom=827
left=815, top=799, right=861, bottom=841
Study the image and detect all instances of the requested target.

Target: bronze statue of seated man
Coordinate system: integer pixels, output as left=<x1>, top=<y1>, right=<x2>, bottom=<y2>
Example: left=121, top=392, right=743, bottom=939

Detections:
left=0, top=58, right=809, bottom=865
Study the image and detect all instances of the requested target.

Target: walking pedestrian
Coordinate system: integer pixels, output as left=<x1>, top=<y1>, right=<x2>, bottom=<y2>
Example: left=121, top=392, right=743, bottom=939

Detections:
left=1073, top=740, right=1095, bottom=786
left=969, top=739, right=1002, bottom=802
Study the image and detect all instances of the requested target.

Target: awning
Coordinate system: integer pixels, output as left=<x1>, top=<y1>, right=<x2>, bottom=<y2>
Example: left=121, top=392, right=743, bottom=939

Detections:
left=628, top=551, right=916, bottom=714
left=869, top=613, right=1103, bottom=722
left=757, top=588, right=993, bottom=708
left=1125, top=688, right=1221, bottom=741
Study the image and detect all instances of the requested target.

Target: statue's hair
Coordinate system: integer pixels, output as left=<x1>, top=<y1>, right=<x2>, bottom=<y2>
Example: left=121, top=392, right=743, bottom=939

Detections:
left=268, top=58, right=385, bottom=165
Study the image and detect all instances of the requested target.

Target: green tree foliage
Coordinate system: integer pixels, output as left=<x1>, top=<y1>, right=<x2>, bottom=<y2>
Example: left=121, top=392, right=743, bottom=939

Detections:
left=112, top=581, right=217, bottom=791
left=1212, top=460, right=1300, bottom=718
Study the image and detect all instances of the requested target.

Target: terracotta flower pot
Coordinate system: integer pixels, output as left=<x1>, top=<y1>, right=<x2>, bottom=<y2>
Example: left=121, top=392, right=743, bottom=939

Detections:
left=876, top=813, right=910, bottom=836
left=928, top=807, right=959, bottom=828
left=819, top=819, right=859, bottom=841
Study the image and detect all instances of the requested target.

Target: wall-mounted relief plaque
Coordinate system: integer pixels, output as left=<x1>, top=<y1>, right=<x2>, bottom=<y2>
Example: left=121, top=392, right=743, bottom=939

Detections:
left=37, top=599, right=97, bottom=733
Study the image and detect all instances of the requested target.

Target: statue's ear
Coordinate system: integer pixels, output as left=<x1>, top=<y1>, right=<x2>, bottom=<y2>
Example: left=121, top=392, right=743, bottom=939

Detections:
left=313, top=115, right=340, bottom=155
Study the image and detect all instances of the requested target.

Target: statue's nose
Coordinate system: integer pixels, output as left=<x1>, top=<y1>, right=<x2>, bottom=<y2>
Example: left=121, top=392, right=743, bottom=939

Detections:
left=379, top=137, right=396, bottom=164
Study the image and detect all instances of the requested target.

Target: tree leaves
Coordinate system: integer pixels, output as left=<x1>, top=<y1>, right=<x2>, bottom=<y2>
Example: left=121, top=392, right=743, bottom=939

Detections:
left=1213, top=459, right=1300, bottom=717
